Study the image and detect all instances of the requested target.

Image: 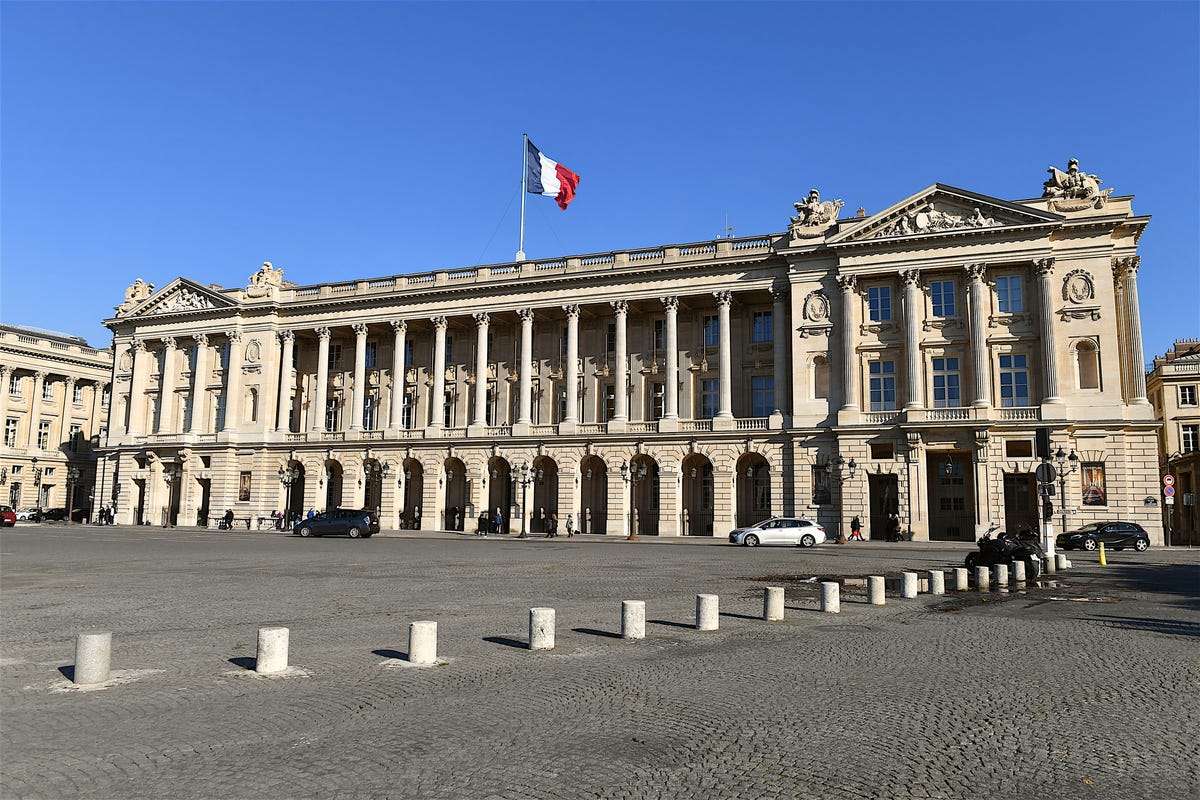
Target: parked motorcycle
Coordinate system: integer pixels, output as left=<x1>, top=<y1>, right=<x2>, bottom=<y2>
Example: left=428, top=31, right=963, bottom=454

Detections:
left=965, top=522, right=1044, bottom=579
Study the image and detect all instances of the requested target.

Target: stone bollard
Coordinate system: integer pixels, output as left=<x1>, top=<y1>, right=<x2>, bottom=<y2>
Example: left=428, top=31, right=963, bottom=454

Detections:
left=1056, top=553, right=1070, bottom=571
left=621, top=600, right=646, bottom=640
left=928, top=570, right=945, bottom=596
left=993, top=563, right=1009, bottom=587
left=408, top=621, right=438, bottom=665
left=73, top=631, right=112, bottom=686
left=256, top=626, right=289, bottom=674
left=529, top=608, right=556, bottom=650
left=868, top=576, right=886, bottom=605
left=975, top=566, right=990, bottom=590
left=1012, top=560, right=1027, bottom=582
left=696, top=594, right=719, bottom=631
left=763, top=587, right=785, bottom=621
left=820, top=582, right=840, bottom=613
left=1044, top=553, right=1056, bottom=575
left=953, top=568, right=970, bottom=591
left=900, top=572, right=918, bottom=599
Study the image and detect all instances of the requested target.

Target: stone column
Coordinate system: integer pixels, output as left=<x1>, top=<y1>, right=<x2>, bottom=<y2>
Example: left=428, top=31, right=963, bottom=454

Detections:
left=88, top=380, right=108, bottom=441
left=1035, top=258, right=1062, bottom=404
left=662, top=297, right=679, bottom=421
left=349, top=323, right=368, bottom=432
left=771, top=286, right=788, bottom=425
left=563, top=304, right=580, bottom=425
left=189, top=335, right=210, bottom=434
left=900, top=270, right=923, bottom=410
left=837, top=275, right=859, bottom=412
left=472, top=312, right=490, bottom=428
left=611, top=300, right=629, bottom=425
left=1115, top=257, right=1150, bottom=404
left=158, top=337, right=178, bottom=433
left=389, top=321, right=407, bottom=430
left=312, top=327, right=331, bottom=432
left=714, top=290, right=734, bottom=420
left=0, top=367, right=10, bottom=436
left=965, top=263, right=991, bottom=408
left=60, top=377, right=76, bottom=447
left=517, top=309, right=534, bottom=427
left=222, top=331, right=244, bottom=433
left=273, top=331, right=293, bottom=433
left=127, top=340, right=149, bottom=436
left=28, top=371, right=46, bottom=448
left=430, top=316, right=448, bottom=429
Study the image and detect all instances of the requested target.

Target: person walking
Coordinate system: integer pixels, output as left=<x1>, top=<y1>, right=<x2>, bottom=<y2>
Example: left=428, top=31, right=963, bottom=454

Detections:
left=565, top=514, right=575, bottom=538
left=223, top=509, right=234, bottom=530
left=850, top=515, right=864, bottom=541
left=886, top=513, right=901, bottom=542
left=546, top=513, right=559, bottom=538
left=493, top=507, right=504, bottom=536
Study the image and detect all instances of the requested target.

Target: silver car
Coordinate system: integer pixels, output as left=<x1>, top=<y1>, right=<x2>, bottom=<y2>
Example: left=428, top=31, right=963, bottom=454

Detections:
left=729, top=517, right=827, bottom=547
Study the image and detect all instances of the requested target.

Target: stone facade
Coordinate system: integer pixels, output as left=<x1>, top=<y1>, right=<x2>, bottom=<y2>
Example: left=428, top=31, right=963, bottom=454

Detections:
left=98, top=162, right=1163, bottom=542
left=1147, top=340, right=1200, bottom=544
left=0, top=325, right=113, bottom=517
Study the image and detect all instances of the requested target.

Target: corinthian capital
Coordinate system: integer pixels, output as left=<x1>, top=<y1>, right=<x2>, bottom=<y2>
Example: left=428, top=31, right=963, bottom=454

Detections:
left=836, top=274, right=857, bottom=292
left=274, top=330, right=291, bottom=346
left=610, top=300, right=628, bottom=316
left=352, top=323, right=369, bottom=338
left=899, top=269, right=922, bottom=288
left=660, top=296, right=679, bottom=313
left=1112, top=255, right=1141, bottom=277
left=473, top=312, right=491, bottom=327
left=315, top=326, right=332, bottom=341
left=562, top=304, right=580, bottom=319
left=162, top=336, right=177, bottom=350
left=713, top=290, right=733, bottom=308
left=195, top=333, right=211, bottom=347
left=517, top=308, right=535, bottom=324
left=391, top=320, right=408, bottom=336
left=1034, top=258, right=1056, bottom=277
left=431, top=316, right=448, bottom=330
left=964, top=263, right=988, bottom=282
left=132, top=338, right=147, bottom=353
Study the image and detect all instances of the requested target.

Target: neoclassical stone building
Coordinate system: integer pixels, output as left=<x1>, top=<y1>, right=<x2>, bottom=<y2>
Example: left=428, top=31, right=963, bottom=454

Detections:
left=98, top=161, right=1163, bottom=542
left=0, top=325, right=113, bottom=516
left=1148, top=339, right=1200, bottom=545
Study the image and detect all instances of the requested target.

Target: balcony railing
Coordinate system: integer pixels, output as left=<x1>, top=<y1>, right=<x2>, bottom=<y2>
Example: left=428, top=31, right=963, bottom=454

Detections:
left=680, top=420, right=713, bottom=432
left=735, top=418, right=768, bottom=431
left=996, top=407, right=1039, bottom=421
left=863, top=411, right=901, bottom=425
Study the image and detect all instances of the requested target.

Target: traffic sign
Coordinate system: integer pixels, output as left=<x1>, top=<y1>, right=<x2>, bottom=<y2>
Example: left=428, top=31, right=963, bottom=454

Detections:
left=1164, top=486, right=1176, bottom=497
left=1039, top=484, right=1056, bottom=497
left=1036, top=463, right=1057, bottom=484
left=1166, top=496, right=1176, bottom=505
left=1163, top=474, right=1175, bottom=487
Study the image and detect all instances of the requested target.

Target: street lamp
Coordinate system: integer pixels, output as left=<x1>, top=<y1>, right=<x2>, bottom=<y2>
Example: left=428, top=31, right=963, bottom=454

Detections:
left=278, top=464, right=301, bottom=526
left=516, top=461, right=534, bottom=538
left=1053, top=446, right=1079, bottom=542
left=621, top=459, right=649, bottom=541
left=65, top=466, right=81, bottom=525
left=360, top=460, right=389, bottom=512
left=162, top=461, right=182, bottom=528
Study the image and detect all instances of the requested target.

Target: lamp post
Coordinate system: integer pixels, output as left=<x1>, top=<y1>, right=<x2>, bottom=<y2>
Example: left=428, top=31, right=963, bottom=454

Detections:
left=621, top=459, right=649, bottom=540
left=361, top=460, right=389, bottom=513
left=162, top=462, right=182, bottom=528
left=516, top=461, right=533, bottom=538
left=1054, top=446, right=1079, bottom=543
left=65, top=466, right=81, bottom=525
left=278, top=464, right=300, bottom=527
left=825, top=455, right=857, bottom=542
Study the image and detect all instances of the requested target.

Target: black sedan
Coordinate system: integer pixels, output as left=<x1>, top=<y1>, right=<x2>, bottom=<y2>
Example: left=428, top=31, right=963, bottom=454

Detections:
left=1057, top=521, right=1150, bottom=552
left=292, top=508, right=380, bottom=539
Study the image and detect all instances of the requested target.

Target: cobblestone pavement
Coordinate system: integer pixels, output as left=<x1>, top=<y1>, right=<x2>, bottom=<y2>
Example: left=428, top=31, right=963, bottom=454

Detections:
left=2, top=525, right=1198, bottom=800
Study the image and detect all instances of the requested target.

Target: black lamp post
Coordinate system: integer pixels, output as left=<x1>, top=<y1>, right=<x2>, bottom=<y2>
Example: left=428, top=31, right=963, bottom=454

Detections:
left=278, top=464, right=300, bottom=526
left=824, top=455, right=858, bottom=541
left=1054, top=446, right=1079, bottom=539
left=621, top=459, right=649, bottom=540
left=162, top=462, right=182, bottom=528
left=65, top=466, right=81, bottom=524
left=516, top=461, right=533, bottom=538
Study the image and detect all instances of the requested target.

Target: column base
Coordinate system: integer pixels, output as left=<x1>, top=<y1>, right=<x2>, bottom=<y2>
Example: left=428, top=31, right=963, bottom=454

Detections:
left=658, top=417, right=679, bottom=433
left=607, top=419, right=627, bottom=434
left=558, top=420, right=578, bottom=435
left=467, top=423, right=488, bottom=438
left=511, top=422, right=531, bottom=437
left=712, top=415, right=735, bottom=432
left=768, top=411, right=784, bottom=430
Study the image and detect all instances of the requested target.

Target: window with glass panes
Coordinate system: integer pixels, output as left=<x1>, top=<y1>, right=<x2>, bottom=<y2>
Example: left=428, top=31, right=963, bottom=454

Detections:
left=869, top=360, right=897, bottom=411
left=4, top=418, right=17, bottom=447
left=652, top=320, right=665, bottom=355
left=700, top=378, right=718, bottom=419
left=932, top=357, right=961, bottom=408
left=42, top=382, right=54, bottom=401
left=650, top=382, right=664, bottom=420
left=38, top=421, right=51, bottom=449
left=999, top=354, right=1030, bottom=407
left=752, top=311, right=772, bottom=343
left=362, top=396, right=376, bottom=430
left=1182, top=424, right=1199, bottom=453
left=996, top=275, right=1023, bottom=313
left=325, top=399, right=340, bottom=431
left=702, top=315, right=718, bottom=347
left=9, top=374, right=21, bottom=396
left=868, top=286, right=892, bottom=321
left=73, top=385, right=84, bottom=404
left=606, top=324, right=616, bottom=354
left=751, top=376, right=774, bottom=417
left=1180, top=385, right=1197, bottom=407
left=365, top=341, right=377, bottom=368
left=811, top=466, right=832, bottom=505
left=329, top=344, right=343, bottom=369
left=69, top=423, right=82, bottom=450
left=931, top=280, right=956, bottom=317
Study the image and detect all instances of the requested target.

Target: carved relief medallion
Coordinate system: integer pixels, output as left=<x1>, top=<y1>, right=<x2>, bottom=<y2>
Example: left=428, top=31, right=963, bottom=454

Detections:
left=803, top=290, right=830, bottom=322
left=1062, top=270, right=1096, bottom=304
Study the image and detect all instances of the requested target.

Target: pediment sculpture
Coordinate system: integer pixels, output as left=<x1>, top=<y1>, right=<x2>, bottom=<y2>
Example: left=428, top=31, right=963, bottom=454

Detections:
left=1043, top=158, right=1113, bottom=211
left=115, top=278, right=155, bottom=315
left=789, top=189, right=845, bottom=240
left=874, top=204, right=999, bottom=238
left=246, top=261, right=285, bottom=298
left=150, top=288, right=215, bottom=314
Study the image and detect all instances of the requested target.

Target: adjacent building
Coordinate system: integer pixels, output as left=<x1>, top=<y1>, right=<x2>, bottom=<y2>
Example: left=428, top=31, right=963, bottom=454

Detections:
left=0, top=324, right=113, bottom=517
left=97, top=160, right=1163, bottom=542
left=1148, top=339, right=1200, bottom=545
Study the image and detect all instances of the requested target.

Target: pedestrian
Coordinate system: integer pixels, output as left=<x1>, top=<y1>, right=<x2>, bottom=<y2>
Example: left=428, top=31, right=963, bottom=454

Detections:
left=886, top=513, right=901, bottom=542
left=550, top=513, right=558, bottom=538
left=850, top=515, right=864, bottom=541
left=493, top=507, right=503, bottom=535
left=565, top=513, right=575, bottom=537
left=476, top=510, right=489, bottom=535
left=307, top=508, right=316, bottom=520
left=223, top=509, right=234, bottom=530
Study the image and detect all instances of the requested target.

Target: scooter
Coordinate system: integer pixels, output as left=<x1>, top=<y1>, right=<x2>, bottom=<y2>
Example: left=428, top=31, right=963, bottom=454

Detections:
left=965, top=522, right=1044, bottom=579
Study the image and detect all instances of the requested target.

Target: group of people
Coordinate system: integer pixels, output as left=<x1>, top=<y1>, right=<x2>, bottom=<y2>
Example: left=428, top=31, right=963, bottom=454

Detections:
left=845, top=513, right=906, bottom=542
left=93, top=506, right=116, bottom=525
left=473, top=508, right=576, bottom=538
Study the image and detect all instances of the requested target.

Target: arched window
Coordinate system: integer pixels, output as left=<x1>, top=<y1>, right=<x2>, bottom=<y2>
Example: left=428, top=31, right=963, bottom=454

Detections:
left=1076, top=341, right=1100, bottom=391
left=813, top=355, right=830, bottom=400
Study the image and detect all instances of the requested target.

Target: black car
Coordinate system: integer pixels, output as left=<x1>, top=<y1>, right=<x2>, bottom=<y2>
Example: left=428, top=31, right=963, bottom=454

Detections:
left=293, top=508, right=380, bottom=539
left=1057, top=521, right=1150, bottom=552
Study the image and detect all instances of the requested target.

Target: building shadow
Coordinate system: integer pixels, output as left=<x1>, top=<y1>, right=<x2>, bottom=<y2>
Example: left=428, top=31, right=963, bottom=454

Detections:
left=570, top=627, right=622, bottom=639
left=482, top=635, right=527, bottom=649
left=1084, top=614, right=1200, bottom=638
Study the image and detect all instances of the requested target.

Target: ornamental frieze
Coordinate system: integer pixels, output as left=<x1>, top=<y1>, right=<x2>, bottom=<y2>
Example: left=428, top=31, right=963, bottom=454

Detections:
left=874, top=204, right=999, bottom=238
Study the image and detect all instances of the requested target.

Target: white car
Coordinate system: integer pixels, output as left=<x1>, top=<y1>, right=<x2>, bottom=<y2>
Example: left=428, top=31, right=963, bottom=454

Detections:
left=15, top=507, right=43, bottom=522
left=729, top=517, right=826, bottom=547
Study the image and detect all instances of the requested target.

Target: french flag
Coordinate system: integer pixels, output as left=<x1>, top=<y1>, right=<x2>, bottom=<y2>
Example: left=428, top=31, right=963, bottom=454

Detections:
left=526, top=138, right=580, bottom=210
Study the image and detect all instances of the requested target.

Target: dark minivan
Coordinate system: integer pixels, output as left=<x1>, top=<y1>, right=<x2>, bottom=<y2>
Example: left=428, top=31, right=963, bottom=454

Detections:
left=293, top=509, right=380, bottom=539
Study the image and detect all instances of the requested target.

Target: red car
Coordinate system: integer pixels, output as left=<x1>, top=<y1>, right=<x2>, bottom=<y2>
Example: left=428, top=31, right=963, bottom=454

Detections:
left=0, top=505, right=15, bottom=528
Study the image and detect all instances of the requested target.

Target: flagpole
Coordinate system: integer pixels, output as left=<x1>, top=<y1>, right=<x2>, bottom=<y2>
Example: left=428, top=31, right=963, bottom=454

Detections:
left=517, top=133, right=528, bottom=261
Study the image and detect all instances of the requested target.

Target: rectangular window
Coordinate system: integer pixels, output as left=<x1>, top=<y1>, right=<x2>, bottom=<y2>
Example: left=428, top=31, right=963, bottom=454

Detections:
left=365, top=341, right=377, bottom=368
left=330, top=344, right=343, bottom=369
left=702, top=315, right=718, bottom=348
left=868, top=286, right=892, bottom=322
left=606, top=324, right=616, bottom=354
left=931, top=280, right=956, bottom=317
left=870, top=442, right=894, bottom=460
left=650, top=382, right=664, bottom=421
left=325, top=399, right=340, bottom=431
left=751, top=376, right=773, bottom=417
left=362, top=396, right=376, bottom=430
left=73, top=385, right=84, bottom=404
left=4, top=418, right=17, bottom=447
left=1081, top=464, right=1107, bottom=506
left=700, top=378, right=718, bottom=419
left=239, top=471, right=252, bottom=502
left=560, top=327, right=569, bottom=360
left=404, top=340, right=415, bottom=367
left=1180, top=386, right=1198, bottom=407
left=932, top=357, right=961, bottom=408
left=42, top=382, right=54, bottom=401
left=603, top=385, right=615, bottom=422
left=38, top=421, right=51, bottom=449
left=102, top=387, right=111, bottom=407
left=812, top=466, right=832, bottom=505
left=8, top=375, right=20, bottom=396
left=444, top=336, right=454, bottom=364
left=868, top=360, right=897, bottom=411
left=752, top=311, right=773, bottom=343
left=999, top=354, right=1030, bottom=407
left=401, top=391, right=415, bottom=429
left=69, top=423, right=82, bottom=451
left=1182, top=424, right=1199, bottom=453
left=996, top=275, right=1023, bottom=313
left=1005, top=440, right=1033, bottom=458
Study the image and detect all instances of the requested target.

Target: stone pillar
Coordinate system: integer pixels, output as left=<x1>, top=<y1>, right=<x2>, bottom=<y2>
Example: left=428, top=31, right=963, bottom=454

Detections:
left=1035, top=258, right=1062, bottom=404
left=430, top=317, right=448, bottom=429
left=158, top=337, right=178, bottom=434
left=714, top=290, right=733, bottom=420
left=389, top=321, right=407, bottom=431
left=837, top=275, right=859, bottom=411
left=222, top=331, right=244, bottom=433
left=901, top=572, right=918, bottom=598
left=408, top=621, right=438, bottom=665
left=517, top=309, right=533, bottom=427
left=60, top=377, right=76, bottom=447
left=929, top=570, right=946, bottom=595
left=313, top=327, right=331, bottom=432
left=621, top=600, right=645, bottom=639
left=771, top=285, right=788, bottom=425
left=900, top=270, right=923, bottom=410
left=528, top=607, right=555, bottom=650
left=662, top=296, right=679, bottom=421
left=868, top=575, right=886, bottom=605
left=255, top=626, right=289, bottom=674
left=273, top=331, right=292, bottom=433
left=88, top=380, right=108, bottom=441
left=611, top=301, right=629, bottom=423
left=563, top=304, right=580, bottom=425
left=349, top=323, right=368, bottom=432
left=28, top=371, right=46, bottom=448
left=73, top=631, right=112, bottom=686
left=128, top=341, right=149, bottom=436
left=0, top=367, right=10, bottom=435
left=1115, top=257, right=1149, bottom=404
left=965, top=263, right=991, bottom=407
left=820, top=582, right=840, bottom=613
left=695, top=594, right=719, bottom=630
left=763, top=586, right=785, bottom=621
left=185, top=335, right=208, bottom=434
left=472, top=312, right=490, bottom=428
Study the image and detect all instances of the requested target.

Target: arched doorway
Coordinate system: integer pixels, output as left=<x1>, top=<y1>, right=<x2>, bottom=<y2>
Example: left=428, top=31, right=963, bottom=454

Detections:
left=134, top=478, right=147, bottom=525
left=487, top=458, right=512, bottom=533
left=629, top=455, right=660, bottom=536
left=324, top=460, right=343, bottom=510
left=363, top=458, right=384, bottom=512
left=443, top=457, right=466, bottom=530
left=531, top=456, right=559, bottom=533
left=736, top=453, right=771, bottom=528
left=682, top=454, right=714, bottom=536
left=580, top=456, right=607, bottom=535
left=401, top=459, right=423, bottom=529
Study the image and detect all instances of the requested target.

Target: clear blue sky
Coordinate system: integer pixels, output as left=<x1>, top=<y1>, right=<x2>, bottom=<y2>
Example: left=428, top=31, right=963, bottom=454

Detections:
left=2, top=1, right=1197, bottom=361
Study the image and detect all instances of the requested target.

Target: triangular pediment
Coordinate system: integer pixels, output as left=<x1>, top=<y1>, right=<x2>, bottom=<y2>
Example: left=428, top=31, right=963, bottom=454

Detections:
left=828, top=184, right=1062, bottom=245
left=124, top=278, right=238, bottom=318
